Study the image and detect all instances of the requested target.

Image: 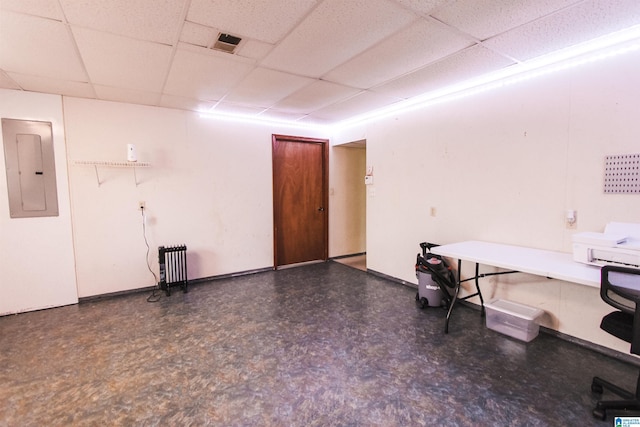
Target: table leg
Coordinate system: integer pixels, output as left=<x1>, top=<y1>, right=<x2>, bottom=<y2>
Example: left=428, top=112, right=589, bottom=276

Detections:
left=475, top=262, right=485, bottom=316
left=444, top=259, right=462, bottom=334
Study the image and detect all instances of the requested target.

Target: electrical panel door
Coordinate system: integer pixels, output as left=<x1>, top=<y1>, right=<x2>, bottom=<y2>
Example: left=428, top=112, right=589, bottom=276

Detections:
left=2, top=118, right=59, bottom=218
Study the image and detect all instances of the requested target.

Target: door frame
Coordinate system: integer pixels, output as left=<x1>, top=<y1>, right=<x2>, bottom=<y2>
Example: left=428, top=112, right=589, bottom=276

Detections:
left=272, top=134, right=329, bottom=269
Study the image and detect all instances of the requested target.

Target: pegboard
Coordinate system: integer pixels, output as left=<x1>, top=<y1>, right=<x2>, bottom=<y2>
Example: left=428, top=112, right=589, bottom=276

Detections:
left=604, top=153, right=640, bottom=194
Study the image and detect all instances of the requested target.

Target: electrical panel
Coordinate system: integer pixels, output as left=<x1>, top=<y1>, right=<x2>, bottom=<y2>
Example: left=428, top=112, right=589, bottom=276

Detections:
left=2, top=118, right=59, bottom=218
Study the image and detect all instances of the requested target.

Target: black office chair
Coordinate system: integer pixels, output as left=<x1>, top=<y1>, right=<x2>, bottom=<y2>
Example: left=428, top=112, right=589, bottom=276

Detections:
left=591, top=265, right=640, bottom=420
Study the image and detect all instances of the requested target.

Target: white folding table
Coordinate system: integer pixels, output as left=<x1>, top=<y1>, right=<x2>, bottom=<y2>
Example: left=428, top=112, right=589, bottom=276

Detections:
left=431, top=240, right=601, bottom=333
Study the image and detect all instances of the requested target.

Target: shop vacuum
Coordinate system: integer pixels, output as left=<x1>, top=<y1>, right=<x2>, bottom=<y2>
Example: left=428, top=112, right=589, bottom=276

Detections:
left=415, top=242, right=456, bottom=309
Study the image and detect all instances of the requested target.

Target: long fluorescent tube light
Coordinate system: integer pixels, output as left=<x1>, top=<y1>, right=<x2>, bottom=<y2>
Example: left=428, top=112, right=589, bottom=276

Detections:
left=197, top=109, right=329, bottom=132
left=335, top=24, right=640, bottom=129
left=198, top=24, right=640, bottom=131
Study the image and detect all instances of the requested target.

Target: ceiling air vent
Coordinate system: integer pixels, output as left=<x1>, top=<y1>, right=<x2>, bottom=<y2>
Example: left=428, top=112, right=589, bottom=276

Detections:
left=212, top=33, right=242, bottom=54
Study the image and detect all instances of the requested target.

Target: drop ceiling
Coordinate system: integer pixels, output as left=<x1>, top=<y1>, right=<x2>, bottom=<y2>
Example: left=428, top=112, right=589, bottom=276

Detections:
left=1, top=0, right=639, bottom=126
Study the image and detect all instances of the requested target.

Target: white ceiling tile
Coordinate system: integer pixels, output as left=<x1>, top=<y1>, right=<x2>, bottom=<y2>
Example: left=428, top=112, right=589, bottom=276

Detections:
left=159, top=94, right=218, bottom=112
left=432, top=0, right=582, bottom=41
left=373, top=45, right=514, bottom=100
left=7, top=72, right=95, bottom=97
left=0, top=0, right=65, bottom=20
left=483, top=0, right=640, bottom=62
left=258, top=110, right=308, bottom=122
left=93, top=85, right=161, bottom=106
left=273, top=80, right=360, bottom=114
left=73, top=28, right=173, bottom=92
left=212, top=102, right=266, bottom=116
left=309, top=90, right=402, bottom=121
left=260, top=0, right=417, bottom=78
left=164, top=45, right=255, bottom=101
left=224, top=68, right=314, bottom=107
left=180, top=21, right=218, bottom=48
left=295, top=115, right=334, bottom=126
left=59, top=0, right=186, bottom=45
left=324, top=18, right=474, bottom=89
left=0, top=11, right=87, bottom=81
left=187, top=0, right=319, bottom=44
left=393, top=0, right=453, bottom=17
left=237, top=40, right=275, bottom=61
left=0, top=71, right=21, bottom=90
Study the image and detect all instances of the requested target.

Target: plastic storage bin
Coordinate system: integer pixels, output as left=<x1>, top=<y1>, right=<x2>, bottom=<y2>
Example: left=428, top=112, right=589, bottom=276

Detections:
left=484, top=299, right=544, bottom=342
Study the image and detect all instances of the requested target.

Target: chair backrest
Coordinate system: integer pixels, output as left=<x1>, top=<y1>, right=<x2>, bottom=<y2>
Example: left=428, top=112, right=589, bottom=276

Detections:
left=601, top=265, right=640, bottom=354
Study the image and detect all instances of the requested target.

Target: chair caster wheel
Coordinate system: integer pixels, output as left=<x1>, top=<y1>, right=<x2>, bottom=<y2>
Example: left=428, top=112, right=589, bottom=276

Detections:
left=591, top=382, right=603, bottom=394
left=420, top=297, right=428, bottom=309
left=592, top=407, right=606, bottom=421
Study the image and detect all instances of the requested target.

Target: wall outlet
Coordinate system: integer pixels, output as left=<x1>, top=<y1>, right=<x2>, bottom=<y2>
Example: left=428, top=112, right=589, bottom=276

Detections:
left=139, top=201, right=145, bottom=210
left=565, top=209, right=576, bottom=229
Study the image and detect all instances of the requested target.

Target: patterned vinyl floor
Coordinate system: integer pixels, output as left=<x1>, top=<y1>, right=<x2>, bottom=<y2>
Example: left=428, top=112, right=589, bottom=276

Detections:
left=0, top=261, right=636, bottom=426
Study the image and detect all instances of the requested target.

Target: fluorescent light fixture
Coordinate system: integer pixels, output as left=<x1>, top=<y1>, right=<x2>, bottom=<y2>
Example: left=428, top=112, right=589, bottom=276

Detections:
left=335, top=24, right=640, bottom=129
left=197, top=109, right=329, bottom=132
left=198, top=24, right=640, bottom=131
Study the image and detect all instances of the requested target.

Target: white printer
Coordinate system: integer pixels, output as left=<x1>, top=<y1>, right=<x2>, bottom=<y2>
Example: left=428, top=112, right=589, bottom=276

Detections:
left=572, top=222, right=640, bottom=268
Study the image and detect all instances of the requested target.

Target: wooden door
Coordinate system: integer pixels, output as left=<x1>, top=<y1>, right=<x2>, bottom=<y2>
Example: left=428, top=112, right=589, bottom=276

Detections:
left=272, top=135, right=328, bottom=268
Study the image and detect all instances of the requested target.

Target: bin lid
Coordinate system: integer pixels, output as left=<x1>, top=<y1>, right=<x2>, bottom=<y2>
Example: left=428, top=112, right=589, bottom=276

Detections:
left=485, top=299, right=544, bottom=321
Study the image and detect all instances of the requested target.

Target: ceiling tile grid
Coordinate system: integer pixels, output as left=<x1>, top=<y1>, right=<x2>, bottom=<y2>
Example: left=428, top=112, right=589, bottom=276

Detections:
left=430, top=0, right=584, bottom=41
left=6, top=72, right=95, bottom=98
left=163, top=46, right=255, bottom=101
left=186, top=0, right=320, bottom=44
left=179, top=21, right=219, bottom=48
left=372, top=45, right=516, bottom=100
left=0, top=0, right=66, bottom=21
left=1, top=0, right=639, bottom=124
left=259, top=0, right=417, bottom=78
left=0, top=11, right=88, bottom=82
left=483, top=0, right=640, bottom=62
left=93, top=84, right=161, bottom=107
left=72, top=27, right=174, bottom=93
left=0, top=71, right=22, bottom=90
left=273, top=80, right=362, bottom=115
left=322, top=18, right=475, bottom=89
left=223, top=67, right=315, bottom=107
left=309, top=90, right=403, bottom=121
left=159, top=93, right=218, bottom=112
left=59, top=0, right=187, bottom=45
left=392, top=0, right=454, bottom=18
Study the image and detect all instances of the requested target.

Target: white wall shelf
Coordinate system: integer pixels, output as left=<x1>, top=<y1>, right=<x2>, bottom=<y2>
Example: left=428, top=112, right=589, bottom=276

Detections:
left=73, top=160, right=150, bottom=186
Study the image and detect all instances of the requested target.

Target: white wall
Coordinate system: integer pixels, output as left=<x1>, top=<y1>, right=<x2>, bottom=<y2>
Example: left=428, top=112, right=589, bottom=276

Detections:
left=63, top=98, right=332, bottom=297
left=335, top=50, right=640, bottom=353
left=0, top=90, right=77, bottom=314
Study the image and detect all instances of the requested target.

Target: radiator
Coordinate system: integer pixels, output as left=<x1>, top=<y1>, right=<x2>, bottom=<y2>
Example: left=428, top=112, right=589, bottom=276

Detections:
left=158, top=245, right=188, bottom=296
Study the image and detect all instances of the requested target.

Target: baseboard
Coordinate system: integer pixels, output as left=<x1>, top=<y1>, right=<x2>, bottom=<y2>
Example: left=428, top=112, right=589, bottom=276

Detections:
left=79, top=285, right=156, bottom=303
left=79, top=266, right=274, bottom=303
left=330, top=252, right=366, bottom=260
left=367, top=268, right=417, bottom=288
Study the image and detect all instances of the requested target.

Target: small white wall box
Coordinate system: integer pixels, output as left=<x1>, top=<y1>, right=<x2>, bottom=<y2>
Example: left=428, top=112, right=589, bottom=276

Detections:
left=484, top=299, right=545, bottom=342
